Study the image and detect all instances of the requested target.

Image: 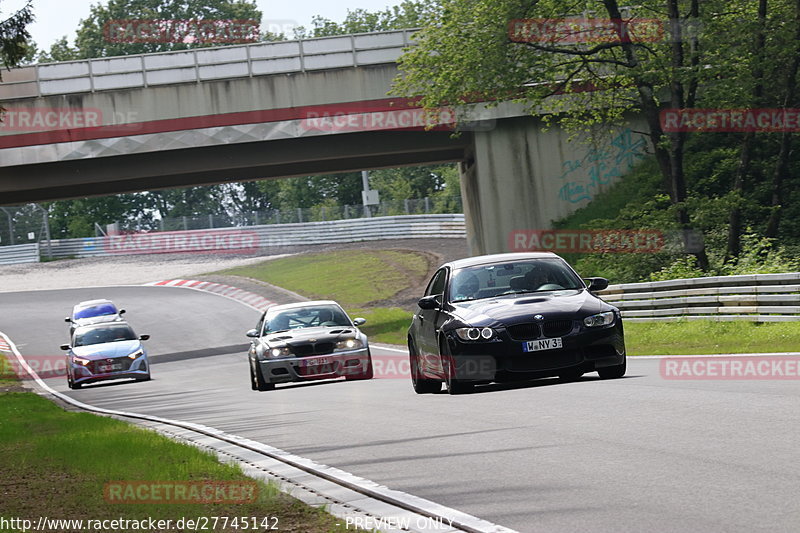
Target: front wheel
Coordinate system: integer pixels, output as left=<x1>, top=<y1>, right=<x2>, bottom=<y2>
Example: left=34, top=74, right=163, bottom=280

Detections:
left=441, top=339, right=473, bottom=395
left=597, top=358, right=626, bottom=379
left=409, top=340, right=441, bottom=394
left=252, top=360, right=275, bottom=391
left=346, top=351, right=374, bottom=380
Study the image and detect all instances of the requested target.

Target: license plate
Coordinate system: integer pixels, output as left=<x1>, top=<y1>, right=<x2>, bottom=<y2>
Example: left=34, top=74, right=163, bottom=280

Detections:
left=522, top=338, right=563, bottom=352
left=98, top=363, right=123, bottom=372
left=304, top=357, right=330, bottom=367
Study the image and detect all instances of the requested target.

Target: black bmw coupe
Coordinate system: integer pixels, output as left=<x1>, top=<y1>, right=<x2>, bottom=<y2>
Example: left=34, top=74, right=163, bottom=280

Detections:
left=407, top=252, right=626, bottom=394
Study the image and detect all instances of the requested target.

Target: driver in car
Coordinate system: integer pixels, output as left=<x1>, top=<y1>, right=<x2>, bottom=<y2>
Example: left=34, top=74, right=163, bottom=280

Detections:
left=452, top=272, right=480, bottom=301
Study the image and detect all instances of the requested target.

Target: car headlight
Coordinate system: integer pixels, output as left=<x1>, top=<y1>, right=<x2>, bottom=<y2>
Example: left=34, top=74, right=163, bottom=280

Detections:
left=455, top=327, right=494, bottom=341
left=335, top=338, right=363, bottom=350
left=73, top=357, right=91, bottom=366
left=268, top=346, right=292, bottom=358
left=128, top=349, right=144, bottom=360
left=584, top=311, right=615, bottom=328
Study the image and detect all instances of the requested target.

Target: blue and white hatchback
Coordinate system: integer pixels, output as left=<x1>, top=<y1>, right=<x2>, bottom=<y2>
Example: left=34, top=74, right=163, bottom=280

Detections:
left=61, top=322, right=150, bottom=389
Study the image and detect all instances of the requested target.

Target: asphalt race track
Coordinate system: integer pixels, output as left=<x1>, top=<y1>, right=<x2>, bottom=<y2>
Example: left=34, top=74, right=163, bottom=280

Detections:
left=2, top=286, right=799, bottom=532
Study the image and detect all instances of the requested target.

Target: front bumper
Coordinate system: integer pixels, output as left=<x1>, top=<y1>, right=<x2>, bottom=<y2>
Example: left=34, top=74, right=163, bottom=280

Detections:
left=257, top=347, right=370, bottom=384
left=445, top=321, right=625, bottom=381
left=71, top=356, right=149, bottom=385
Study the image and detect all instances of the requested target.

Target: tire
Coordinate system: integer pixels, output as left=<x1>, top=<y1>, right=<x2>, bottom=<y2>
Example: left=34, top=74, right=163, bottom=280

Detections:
left=252, top=360, right=275, bottom=391
left=346, top=350, right=374, bottom=381
left=249, top=362, right=258, bottom=390
left=597, top=358, right=626, bottom=379
left=559, top=368, right=584, bottom=382
left=440, top=339, right=473, bottom=395
left=136, top=372, right=151, bottom=382
left=409, top=340, right=441, bottom=394
left=67, top=373, right=81, bottom=389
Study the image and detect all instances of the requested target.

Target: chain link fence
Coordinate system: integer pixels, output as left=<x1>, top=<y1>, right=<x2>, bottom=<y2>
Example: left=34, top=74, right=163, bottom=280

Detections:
left=0, top=204, right=52, bottom=256
left=123, top=196, right=463, bottom=233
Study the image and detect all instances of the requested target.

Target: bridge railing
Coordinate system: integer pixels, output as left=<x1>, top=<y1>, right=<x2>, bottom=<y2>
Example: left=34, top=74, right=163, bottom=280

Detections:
left=598, top=273, right=800, bottom=322
left=0, top=29, right=416, bottom=101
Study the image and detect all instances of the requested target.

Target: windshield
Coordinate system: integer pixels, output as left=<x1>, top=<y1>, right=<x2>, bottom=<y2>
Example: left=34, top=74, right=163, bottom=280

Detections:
left=74, top=303, right=118, bottom=320
left=73, top=325, right=136, bottom=347
left=263, top=305, right=351, bottom=334
left=449, top=259, right=584, bottom=302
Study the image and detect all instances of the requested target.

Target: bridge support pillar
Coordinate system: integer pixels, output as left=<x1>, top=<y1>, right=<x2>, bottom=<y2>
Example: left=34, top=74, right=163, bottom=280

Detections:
left=459, top=116, right=648, bottom=256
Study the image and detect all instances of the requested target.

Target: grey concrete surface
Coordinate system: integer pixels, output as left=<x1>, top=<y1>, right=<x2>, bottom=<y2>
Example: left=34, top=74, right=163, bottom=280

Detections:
left=2, top=286, right=799, bottom=533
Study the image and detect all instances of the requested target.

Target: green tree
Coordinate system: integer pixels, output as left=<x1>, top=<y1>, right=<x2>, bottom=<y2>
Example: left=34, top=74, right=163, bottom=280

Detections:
left=394, top=0, right=775, bottom=269
left=303, top=1, right=438, bottom=37
left=0, top=0, right=33, bottom=71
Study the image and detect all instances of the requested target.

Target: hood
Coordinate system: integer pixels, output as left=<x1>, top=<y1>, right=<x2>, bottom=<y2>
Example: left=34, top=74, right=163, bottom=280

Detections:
left=72, top=340, right=142, bottom=359
left=263, top=326, right=357, bottom=345
left=450, top=289, right=612, bottom=327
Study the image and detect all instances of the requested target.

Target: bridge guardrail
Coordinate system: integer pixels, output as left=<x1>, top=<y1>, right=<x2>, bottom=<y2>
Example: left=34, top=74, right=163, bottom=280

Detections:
left=0, top=243, right=39, bottom=265
left=598, top=273, right=800, bottom=322
left=0, top=29, right=417, bottom=100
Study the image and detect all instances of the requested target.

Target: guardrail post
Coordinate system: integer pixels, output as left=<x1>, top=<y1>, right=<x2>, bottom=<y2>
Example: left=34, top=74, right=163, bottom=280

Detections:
left=182, top=216, right=188, bottom=231
left=424, top=197, right=430, bottom=213
left=254, top=211, right=259, bottom=226
left=344, top=205, right=350, bottom=219
left=297, top=208, right=303, bottom=223
left=208, top=214, right=214, bottom=228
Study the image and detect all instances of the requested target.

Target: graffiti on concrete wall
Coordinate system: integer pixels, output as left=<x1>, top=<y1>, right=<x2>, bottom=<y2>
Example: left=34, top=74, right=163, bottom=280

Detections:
left=557, top=129, right=648, bottom=204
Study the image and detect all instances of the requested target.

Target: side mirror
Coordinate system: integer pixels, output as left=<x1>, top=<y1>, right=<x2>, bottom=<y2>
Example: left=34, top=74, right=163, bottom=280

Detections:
left=352, top=318, right=366, bottom=326
left=417, top=295, right=441, bottom=310
left=139, top=334, right=150, bottom=341
left=246, top=329, right=259, bottom=338
left=60, top=344, right=70, bottom=351
left=64, top=317, right=72, bottom=323
left=119, top=309, right=126, bottom=315
left=585, top=277, right=609, bottom=292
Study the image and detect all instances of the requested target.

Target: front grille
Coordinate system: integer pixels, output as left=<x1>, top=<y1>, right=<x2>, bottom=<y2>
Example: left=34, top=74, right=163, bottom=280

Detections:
left=290, top=342, right=335, bottom=357
left=507, top=323, right=540, bottom=341
left=542, top=320, right=573, bottom=337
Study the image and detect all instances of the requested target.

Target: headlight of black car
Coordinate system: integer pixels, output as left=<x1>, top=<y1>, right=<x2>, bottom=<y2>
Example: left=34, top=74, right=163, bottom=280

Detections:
left=454, top=327, right=495, bottom=341
left=583, top=311, right=615, bottom=328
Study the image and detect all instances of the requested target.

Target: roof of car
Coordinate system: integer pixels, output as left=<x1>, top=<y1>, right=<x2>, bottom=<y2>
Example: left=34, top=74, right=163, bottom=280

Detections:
left=266, top=300, right=342, bottom=312
left=74, top=299, right=115, bottom=309
left=442, top=252, right=560, bottom=270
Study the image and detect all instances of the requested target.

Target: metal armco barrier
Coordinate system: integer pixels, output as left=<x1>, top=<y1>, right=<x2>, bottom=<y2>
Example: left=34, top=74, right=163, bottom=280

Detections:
left=0, top=243, right=39, bottom=264
left=599, top=273, right=800, bottom=322
left=41, top=214, right=466, bottom=260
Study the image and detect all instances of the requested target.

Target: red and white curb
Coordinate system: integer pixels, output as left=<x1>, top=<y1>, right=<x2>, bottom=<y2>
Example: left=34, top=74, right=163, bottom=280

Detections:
left=0, top=338, right=10, bottom=352
left=144, top=279, right=274, bottom=312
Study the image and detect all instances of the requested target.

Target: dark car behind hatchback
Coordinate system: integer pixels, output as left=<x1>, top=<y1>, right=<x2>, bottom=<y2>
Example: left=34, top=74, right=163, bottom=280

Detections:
left=407, top=252, right=626, bottom=394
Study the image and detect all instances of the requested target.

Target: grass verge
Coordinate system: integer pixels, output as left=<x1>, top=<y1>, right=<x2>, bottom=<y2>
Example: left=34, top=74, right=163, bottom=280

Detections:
left=219, top=250, right=428, bottom=308
left=0, top=356, right=346, bottom=532
left=625, top=320, right=800, bottom=355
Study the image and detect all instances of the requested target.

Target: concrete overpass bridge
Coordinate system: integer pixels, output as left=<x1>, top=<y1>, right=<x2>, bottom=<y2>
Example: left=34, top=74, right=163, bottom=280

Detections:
left=0, top=30, right=649, bottom=254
